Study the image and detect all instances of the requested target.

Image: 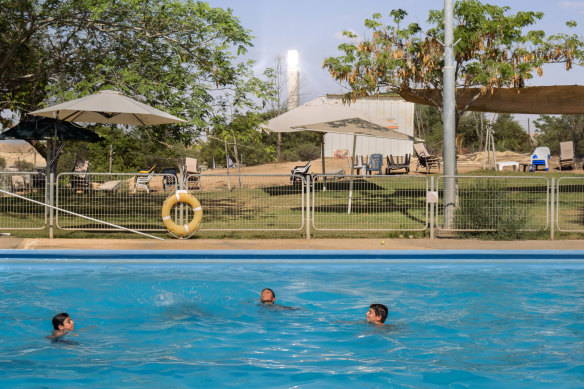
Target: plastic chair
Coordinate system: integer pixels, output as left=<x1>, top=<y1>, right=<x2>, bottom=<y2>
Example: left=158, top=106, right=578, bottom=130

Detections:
left=365, top=154, right=383, bottom=175
left=290, top=161, right=313, bottom=184
left=530, top=147, right=551, bottom=171
left=135, top=165, right=156, bottom=193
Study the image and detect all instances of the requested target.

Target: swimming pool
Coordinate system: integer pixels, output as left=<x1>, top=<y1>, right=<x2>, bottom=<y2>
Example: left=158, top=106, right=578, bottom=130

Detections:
left=1, top=249, right=584, bottom=388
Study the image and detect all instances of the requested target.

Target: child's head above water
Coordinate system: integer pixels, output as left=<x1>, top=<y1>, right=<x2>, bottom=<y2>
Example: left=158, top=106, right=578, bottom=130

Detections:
left=52, top=312, right=75, bottom=332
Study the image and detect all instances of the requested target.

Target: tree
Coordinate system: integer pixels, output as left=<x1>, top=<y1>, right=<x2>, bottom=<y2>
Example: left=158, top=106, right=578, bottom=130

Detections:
left=492, top=114, right=531, bottom=152
left=324, top=1, right=583, bottom=128
left=1, top=0, right=273, bottom=166
left=535, top=114, right=584, bottom=156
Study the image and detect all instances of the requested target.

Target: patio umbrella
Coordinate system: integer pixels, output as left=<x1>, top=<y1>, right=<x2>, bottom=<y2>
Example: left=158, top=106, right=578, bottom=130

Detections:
left=0, top=117, right=104, bottom=172
left=0, top=117, right=103, bottom=142
left=30, top=90, right=186, bottom=125
left=293, top=117, right=421, bottom=214
left=266, top=96, right=415, bottom=176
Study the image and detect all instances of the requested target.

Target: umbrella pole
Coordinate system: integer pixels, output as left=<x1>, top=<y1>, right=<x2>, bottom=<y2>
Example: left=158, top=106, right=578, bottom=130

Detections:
left=348, top=134, right=357, bottom=214
left=320, top=133, right=326, bottom=191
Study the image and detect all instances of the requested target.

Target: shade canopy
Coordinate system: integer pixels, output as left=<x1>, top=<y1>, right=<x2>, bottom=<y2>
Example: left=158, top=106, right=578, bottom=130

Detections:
left=0, top=117, right=103, bottom=142
left=292, top=117, right=419, bottom=141
left=30, top=90, right=186, bottom=125
left=266, top=96, right=402, bottom=133
left=399, top=85, right=584, bottom=114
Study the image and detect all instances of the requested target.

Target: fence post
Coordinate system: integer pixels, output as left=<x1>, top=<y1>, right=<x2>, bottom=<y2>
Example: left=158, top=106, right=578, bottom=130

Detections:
left=550, top=177, right=555, bottom=240
left=49, top=172, right=55, bottom=239
left=306, top=175, right=311, bottom=240
left=430, top=176, right=435, bottom=239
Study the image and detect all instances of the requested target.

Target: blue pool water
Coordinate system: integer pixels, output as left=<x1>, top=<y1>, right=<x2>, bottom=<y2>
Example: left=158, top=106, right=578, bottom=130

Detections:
left=1, top=250, right=584, bottom=388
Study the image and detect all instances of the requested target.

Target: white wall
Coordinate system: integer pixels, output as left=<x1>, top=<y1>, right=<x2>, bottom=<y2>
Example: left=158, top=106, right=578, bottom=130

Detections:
left=323, top=95, right=415, bottom=158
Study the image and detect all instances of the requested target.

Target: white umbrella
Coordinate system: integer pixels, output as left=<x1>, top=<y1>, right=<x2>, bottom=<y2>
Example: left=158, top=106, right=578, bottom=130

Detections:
left=31, top=90, right=186, bottom=125
left=293, top=117, right=421, bottom=214
left=266, top=96, right=414, bottom=178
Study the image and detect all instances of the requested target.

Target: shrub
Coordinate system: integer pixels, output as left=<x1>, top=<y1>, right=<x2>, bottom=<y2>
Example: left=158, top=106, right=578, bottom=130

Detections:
left=0, top=156, right=5, bottom=170
left=14, top=160, right=34, bottom=171
left=295, top=143, right=321, bottom=161
left=453, top=178, right=529, bottom=239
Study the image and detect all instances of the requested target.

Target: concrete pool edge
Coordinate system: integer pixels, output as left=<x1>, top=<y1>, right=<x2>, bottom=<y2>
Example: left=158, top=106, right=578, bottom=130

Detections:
left=1, top=249, right=584, bottom=263
left=1, top=237, right=584, bottom=251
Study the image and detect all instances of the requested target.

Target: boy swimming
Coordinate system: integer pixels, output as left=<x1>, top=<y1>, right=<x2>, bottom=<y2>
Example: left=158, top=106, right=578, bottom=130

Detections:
left=47, top=312, right=75, bottom=339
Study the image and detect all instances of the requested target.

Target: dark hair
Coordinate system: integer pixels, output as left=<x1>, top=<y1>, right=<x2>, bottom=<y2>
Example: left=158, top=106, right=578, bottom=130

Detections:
left=261, top=288, right=275, bottom=303
left=52, top=312, right=70, bottom=330
left=369, top=304, right=388, bottom=323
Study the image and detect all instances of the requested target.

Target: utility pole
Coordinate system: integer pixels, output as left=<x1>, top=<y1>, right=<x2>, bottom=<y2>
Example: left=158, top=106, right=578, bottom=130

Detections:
left=443, top=0, right=457, bottom=229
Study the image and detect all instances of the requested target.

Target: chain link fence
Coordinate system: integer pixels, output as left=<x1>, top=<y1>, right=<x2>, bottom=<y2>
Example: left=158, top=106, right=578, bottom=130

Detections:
left=311, top=174, right=428, bottom=231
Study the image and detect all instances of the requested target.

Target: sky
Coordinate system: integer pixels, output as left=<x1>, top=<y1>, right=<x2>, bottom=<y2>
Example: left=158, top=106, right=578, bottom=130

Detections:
left=207, top=0, right=584, bottom=130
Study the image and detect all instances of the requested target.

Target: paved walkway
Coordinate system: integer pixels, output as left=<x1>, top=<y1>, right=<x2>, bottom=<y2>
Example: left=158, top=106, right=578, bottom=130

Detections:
left=0, top=237, right=583, bottom=251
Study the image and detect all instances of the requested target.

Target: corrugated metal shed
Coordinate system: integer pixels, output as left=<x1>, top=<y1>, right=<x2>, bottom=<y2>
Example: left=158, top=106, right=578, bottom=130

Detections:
left=324, top=95, right=415, bottom=158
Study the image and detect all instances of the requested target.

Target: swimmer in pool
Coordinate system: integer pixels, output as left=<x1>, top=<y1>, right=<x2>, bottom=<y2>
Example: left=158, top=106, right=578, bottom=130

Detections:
left=366, top=303, right=388, bottom=325
left=259, top=288, right=298, bottom=310
left=47, top=312, right=75, bottom=339
left=47, top=312, right=94, bottom=340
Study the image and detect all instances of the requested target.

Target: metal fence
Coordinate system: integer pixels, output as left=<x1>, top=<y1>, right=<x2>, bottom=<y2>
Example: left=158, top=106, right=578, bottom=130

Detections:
left=556, top=177, right=584, bottom=232
left=311, top=174, right=428, bottom=231
left=56, top=172, right=170, bottom=231
left=196, top=174, right=305, bottom=231
left=435, top=176, right=550, bottom=231
left=3, top=171, right=584, bottom=238
left=0, top=171, right=47, bottom=230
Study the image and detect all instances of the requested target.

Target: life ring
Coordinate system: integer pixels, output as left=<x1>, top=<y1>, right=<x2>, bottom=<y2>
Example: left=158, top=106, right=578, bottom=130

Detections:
left=161, top=190, right=203, bottom=236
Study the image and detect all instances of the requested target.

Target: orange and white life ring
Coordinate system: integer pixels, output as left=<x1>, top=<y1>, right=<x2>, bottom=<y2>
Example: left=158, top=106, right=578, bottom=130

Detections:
left=161, top=190, right=202, bottom=236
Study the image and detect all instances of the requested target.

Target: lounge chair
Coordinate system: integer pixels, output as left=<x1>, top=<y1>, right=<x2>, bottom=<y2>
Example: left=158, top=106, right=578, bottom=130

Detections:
left=385, top=154, right=411, bottom=174
left=70, top=160, right=90, bottom=193
left=365, top=153, right=383, bottom=175
left=95, top=180, right=121, bottom=193
left=290, top=161, right=314, bottom=184
left=559, top=141, right=576, bottom=171
left=134, top=165, right=156, bottom=193
left=11, top=175, right=29, bottom=193
left=413, top=143, right=441, bottom=173
left=185, top=157, right=201, bottom=191
left=530, top=146, right=551, bottom=171
left=325, top=169, right=346, bottom=180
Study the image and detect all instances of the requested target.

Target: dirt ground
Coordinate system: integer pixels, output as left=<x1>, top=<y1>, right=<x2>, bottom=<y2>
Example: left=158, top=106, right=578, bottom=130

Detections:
left=148, top=151, right=577, bottom=192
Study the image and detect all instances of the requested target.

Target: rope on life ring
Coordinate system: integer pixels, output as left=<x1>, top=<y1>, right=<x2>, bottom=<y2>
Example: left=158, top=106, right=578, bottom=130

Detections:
left=161, top=190, right=203, bottom=237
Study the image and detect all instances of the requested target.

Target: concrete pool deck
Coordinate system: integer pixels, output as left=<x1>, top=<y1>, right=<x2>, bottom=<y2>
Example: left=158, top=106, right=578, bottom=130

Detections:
left=0, top=237, right=583, bottom=251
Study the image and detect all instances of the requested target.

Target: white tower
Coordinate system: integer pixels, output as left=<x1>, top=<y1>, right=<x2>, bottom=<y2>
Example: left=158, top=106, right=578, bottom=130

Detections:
left=287, top=50, right=299, bottom=110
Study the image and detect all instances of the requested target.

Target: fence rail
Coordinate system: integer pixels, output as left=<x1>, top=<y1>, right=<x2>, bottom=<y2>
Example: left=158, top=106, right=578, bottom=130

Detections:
left=1, top=172, right=583, bottom=238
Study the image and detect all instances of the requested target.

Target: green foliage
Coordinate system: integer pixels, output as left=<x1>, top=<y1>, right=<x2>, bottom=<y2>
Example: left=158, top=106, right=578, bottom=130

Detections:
left=14, top=160, right=33, bottom=171
left=324, top=0, right=582, bottom=124
left=2, top=0, right=274, bottom=151
left=492, top=114, right=531, bottom=152
left=454, top=179, right=529, bottom=239
left=535, top=114, right=584, bottom=156
left=0, top=157, right=5, bottom=170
